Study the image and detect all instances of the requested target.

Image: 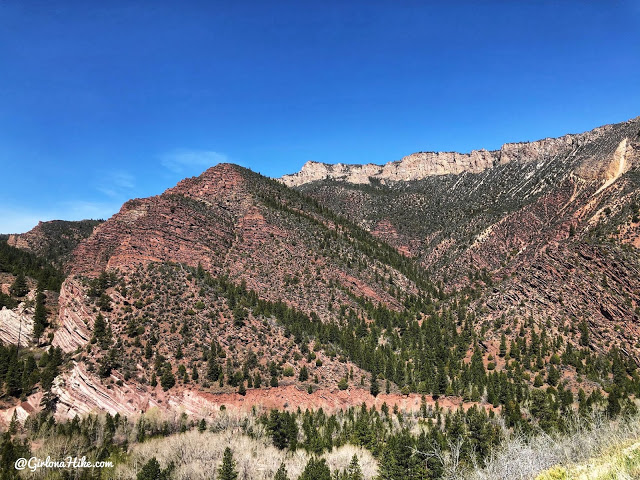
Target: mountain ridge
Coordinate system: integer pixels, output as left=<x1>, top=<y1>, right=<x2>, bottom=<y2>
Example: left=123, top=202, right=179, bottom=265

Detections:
left=1, top=117, right=640, bottom=476
left=281, top=116, right=640, bottom=187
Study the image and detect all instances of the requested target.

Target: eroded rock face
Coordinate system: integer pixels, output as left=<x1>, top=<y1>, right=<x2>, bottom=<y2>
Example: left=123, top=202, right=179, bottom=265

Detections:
left=280, top=150, right=497, bottom=187
left=29, top=117, right=640, bottom=424
left=6, top=233, right=30, bottom=250
left=0, top=393, right=41, bottom=426
left=0, top=305, right=33, bottom=347
left=52, top=363, right=157, bottom=419
left=52, top=278, right=94, bottom=352
left=49, top=363, right=475, bottom=422
left=294, top=117, right=640, bottom=363
left=67, top=167, right=245, bottom=278
left=281, top=117, right=640, bottom=186
left=43, top=162, right=423, bottom=419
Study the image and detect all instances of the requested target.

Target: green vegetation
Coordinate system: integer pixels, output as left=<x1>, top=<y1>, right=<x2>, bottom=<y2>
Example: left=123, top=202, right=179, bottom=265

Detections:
left=298, top=457, right=331, bottom=480
left=2, top=155, right=639, bottom=479
left=81, top=259, right=640, bottom=471
left=32, top=288, right=48, bottom=343
left=2, top=404, right=638, bottom=479
left=0, top=344, right=63, bottom=401
left=137, top=457, right=174, bottom=480
left=219, top=447, right=239, bottom=480
left=0, top=240, right=64, bottom=291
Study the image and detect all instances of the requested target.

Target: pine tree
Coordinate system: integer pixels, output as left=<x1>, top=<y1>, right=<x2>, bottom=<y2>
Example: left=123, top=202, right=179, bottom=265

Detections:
left=6, top=360, right=22, bottom=397
left=137, top=457, right=161, bottom=480
left=8, top=411, right=18, bottom=435
left=197, top=262, right=205, bottom=278
left=267, top=410, right=298, bottom=450
left=207, top=355, right=221, bottom=381
left=0, top=431, right=31, bottom=480
left=135, top=458, right=174, bottom=480
left=370, top=374, right=380, bottom=397
left=274, top=462, right=289, bottom=480
left=160, top=367, right=176, bottom=391
left=377, top=429, right=423, bottom=479
left=547, top=365, right=560, bottom=386
left=10, top=273, right=28, bottom=297
left=198, top=418, right=207, bottom=433
left=40, top=390, right=58, bottom=413
left=579, top=320, right=590, bottom=346
left=178, top=364, right=188, bottom=383
left=607, top=385, right=621, bottom=417
left=93, top=313, right=107, bottom=346
left=298, top=457, right=331, bottom=480
left=33, top=289, right=48, bottom=343
left=218, top=447, right=238, bottom=480
left=346, top=454, right=364, bottom=480
left=534, top=374, right=543, bottom=387
left=144, top=342, right=153, bottom=359
left=499, top=333, right=507, bottom=358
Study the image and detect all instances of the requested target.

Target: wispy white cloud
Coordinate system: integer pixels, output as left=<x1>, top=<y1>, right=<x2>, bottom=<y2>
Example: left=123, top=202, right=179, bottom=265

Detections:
left=97, top=171, right=135, bottom=199
left=160, top=149, right=230, bottom=174
left=110, top=171, right=135, bottom=189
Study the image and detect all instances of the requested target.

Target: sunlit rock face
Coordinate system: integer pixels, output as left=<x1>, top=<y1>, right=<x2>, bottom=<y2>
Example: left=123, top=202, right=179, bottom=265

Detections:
left=281, top=117, right=640, bottom=187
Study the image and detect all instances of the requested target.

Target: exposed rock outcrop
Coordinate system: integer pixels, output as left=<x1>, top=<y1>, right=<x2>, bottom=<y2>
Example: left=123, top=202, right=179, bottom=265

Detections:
left=281, top=117, right=640, bottom=186
left=50, top=363, right=474, bottom=421
left=18, top=116, right=640, bottom=427
left=52, top=363, right=157, bottom=419
left=0, top=305, right=33, bottom=347
left=52, top=278, right=95, bottom=352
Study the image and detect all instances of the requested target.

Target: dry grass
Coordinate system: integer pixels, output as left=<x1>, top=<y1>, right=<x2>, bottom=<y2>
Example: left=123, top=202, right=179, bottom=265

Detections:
left=24, top=408, right=377, bottom=479
left=465, top=411, right=640, bottom=480
left=109, top=429, right=377, bottom=480
left=535, top=440, right=640, bottom=479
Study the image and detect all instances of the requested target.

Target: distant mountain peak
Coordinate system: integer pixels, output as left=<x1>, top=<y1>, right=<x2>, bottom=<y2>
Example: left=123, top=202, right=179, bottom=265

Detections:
left=280, top=116, right=640, bottom=187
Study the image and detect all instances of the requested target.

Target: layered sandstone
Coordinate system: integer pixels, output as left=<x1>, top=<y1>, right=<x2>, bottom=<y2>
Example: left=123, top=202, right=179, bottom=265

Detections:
left=49, top=363, right=476, bottom=422
left=281, top=116, right=640, bottom=186
left=52, top=363, right=158, bottom=419
left=23, top=116, right=640, bottom=427
left=0, top=305, right=33, bottom=347
left=52, top=278, right=95, bottom=352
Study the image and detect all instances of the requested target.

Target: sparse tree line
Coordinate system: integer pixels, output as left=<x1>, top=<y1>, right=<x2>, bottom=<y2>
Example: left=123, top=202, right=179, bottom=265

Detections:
left=0, top=241, right=64, bottom=292
left=3, top=178, right=640, bottom=479
left=84, top=261, right=639, bottom=448
left=2, top=250, right=635, bottom=479
left=2, top=394, right=638, bottom=480
left=0, top=343, right=63, bottom=402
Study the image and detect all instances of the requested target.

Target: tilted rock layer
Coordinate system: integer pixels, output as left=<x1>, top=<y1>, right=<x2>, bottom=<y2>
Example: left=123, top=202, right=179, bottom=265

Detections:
left=293, top=116, right=640, bottom=363
left=9, top=115, right=639, bottom=423
left=281, top=117, right=640, bottom=186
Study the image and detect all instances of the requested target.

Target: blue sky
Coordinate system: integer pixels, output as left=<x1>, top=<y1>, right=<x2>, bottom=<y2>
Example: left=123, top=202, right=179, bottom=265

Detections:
left=1, top=1, right=639, bottom=233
